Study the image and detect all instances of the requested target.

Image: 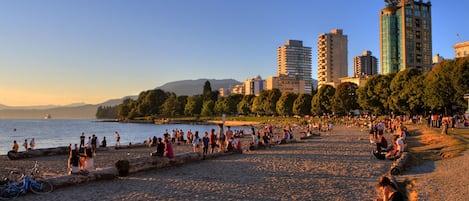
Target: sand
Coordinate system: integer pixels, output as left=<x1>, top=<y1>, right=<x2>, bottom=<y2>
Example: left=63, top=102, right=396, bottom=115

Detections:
left=2, top=125, right=392, bottom=201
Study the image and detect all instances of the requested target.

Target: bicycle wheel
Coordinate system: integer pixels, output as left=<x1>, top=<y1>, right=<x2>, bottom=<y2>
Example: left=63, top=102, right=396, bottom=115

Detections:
left=1, top=185, right=20, bottom=198
left=29, top=180, right=53, bottom=194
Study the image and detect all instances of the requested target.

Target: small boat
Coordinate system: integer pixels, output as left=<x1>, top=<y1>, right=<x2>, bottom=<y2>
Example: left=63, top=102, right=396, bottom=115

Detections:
left=44, top=114, right=52, bottom=119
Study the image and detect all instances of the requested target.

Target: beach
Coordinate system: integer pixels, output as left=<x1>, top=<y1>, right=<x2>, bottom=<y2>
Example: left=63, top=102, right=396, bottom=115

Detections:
left=2, top=125, right=392, bottom=201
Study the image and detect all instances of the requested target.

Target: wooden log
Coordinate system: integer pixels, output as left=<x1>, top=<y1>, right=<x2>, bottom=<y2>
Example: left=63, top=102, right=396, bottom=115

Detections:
left=390, top=152, right=409, bottom=175
left=7, top=146, right=70, bottom=160
left=45, top=167, right=118, bottom=189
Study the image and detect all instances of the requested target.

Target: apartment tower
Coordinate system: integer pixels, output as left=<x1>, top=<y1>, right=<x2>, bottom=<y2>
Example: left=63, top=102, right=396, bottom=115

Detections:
left=317, top=29, right=348, bottom=88
left=353, top=50, right=378, bottom=77
left=277, top=40, right=312, bottom=94
left=380, top=0, right=432, bottom=74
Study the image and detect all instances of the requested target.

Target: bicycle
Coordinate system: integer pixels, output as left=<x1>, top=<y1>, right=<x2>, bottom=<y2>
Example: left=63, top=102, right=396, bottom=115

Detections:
left=0, top=161, right=53, bottom=199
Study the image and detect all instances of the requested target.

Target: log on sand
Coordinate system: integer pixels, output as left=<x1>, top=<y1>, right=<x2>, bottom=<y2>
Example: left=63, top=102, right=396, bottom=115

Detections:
left=390, top=152, right=410, bottom=175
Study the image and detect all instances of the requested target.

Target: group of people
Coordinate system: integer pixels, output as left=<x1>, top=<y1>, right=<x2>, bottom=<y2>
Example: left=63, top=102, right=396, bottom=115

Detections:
left=11, top=138, right=35, bottom=153
left=68, top=132, right=107, bottom=175
left=370, top=119, right=407, bottom=160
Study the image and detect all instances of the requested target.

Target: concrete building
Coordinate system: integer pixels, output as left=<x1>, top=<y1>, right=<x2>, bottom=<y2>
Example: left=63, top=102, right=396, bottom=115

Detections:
left=380, top=0, right=432, bottom=74
left=244, top=75, right=264, bottom=96
left=454, top=41, right=469, bottom=58
left=277, top=40, right=313, bottom=94
left=317, top=29, right=348, bottom=88
left=230, top=84, right=245, bottom=95
left=353, top=50, right=378, bottom=77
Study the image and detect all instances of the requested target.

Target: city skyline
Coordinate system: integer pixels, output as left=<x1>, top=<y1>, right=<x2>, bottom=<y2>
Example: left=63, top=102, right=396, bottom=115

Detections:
left=0, top=0, right=468, bottom=106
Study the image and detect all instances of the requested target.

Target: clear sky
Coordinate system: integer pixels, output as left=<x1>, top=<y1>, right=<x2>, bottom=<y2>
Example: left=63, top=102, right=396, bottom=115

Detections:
left=0, top=0, right=467, bottom=106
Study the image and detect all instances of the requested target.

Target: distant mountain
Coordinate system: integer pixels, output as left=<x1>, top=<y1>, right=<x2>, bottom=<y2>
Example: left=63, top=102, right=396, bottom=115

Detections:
left=156, top=78, right=242, bottom=96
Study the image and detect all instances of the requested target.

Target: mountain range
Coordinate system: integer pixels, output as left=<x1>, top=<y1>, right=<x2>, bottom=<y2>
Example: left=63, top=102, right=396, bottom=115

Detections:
left=0, top=79, right=241, bottom=119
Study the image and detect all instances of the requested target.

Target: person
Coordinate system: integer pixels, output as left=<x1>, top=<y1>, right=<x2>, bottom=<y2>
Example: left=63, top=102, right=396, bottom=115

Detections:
left=164, top=138, right=174, bottom=159
left=80, top=132, right=86, bottom=148
left=12, top=140, right=19, bottom=152
left=328, top=122, right=333, bottom=135
left=202, top=131, right=210, bottom=156
left=101, top=137, right=107, bottom=148
left=375, top=176, right=404, bottom=201
left=155, top=137, right=165, bottom=156
left=225, top=126, right=233, bottom=150
left=84, top=148, right=94, bottom=172
left=209, top=129, right=217, bottom=154
left=91, top=134, right=98, bottom=154
left=152, top=136, right=158, bottom=146
left=192, top=131, right=201, bottom=153
left=69, top=144, right=80, bottom=174
left=23, top=139, right=28, bottom=151
left=29, top=138, right=35, bottom=150
left=115, top=131, right=121, bottom=148
left=386, top=136, right=404, bottom=160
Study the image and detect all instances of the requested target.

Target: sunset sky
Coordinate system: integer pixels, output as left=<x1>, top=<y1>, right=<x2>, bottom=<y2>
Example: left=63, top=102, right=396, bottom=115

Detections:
left=0, top=0, right=467, bottom=106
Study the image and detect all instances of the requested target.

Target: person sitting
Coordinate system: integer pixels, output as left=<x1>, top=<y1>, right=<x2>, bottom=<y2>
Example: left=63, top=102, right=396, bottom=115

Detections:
left=69, top=144, right=80, bottom=174
left=164, top=138, right=174, bottom=159
left=84, top=148, right=95, bottom=172
left=154, top=137, right=165, bottom=157
left=375, top=176, right=404, bottom=201
left=386, top=136, right=404, bottom=160
left=12, top=140, right=19, bottom=153
left=100, top=137, right=107, bottom=148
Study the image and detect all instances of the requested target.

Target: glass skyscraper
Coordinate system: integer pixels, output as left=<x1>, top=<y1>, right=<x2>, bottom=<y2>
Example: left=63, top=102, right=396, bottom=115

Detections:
left=380, top=0, right=432, bottom=74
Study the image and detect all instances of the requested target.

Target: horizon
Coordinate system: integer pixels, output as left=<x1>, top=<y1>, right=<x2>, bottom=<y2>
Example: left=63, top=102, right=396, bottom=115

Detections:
left=1, top=0, right=468, bottom=107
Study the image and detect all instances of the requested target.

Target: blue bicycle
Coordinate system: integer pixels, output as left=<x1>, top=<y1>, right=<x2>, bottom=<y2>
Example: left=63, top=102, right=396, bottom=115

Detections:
left=0, top=161, right=53, bottom=199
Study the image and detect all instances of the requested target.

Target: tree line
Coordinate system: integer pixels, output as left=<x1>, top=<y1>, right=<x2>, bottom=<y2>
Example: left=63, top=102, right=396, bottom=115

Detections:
left=96, top=57, right=469, bottom=119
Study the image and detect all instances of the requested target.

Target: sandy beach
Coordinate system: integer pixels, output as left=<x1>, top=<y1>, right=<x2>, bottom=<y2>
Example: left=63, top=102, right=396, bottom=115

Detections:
left=2, top=125, right=392, bottom=201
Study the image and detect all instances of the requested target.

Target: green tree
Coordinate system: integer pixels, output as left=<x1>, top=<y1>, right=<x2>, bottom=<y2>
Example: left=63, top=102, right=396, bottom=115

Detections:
left=117, top=98, right=136, bottom=119
left=311, top=85, right=335, bottom=115
left=238, top=95, right=255, bottom=115
left=184, top=95, right=203, bottom=116
left=176, top=96, right=188, bottom=116
left=293, top=94, right=312, bottom=116
left=225, top=94, right=243, bottom=115
left=424, top=60, right=458, bottom=114
left=161, top=93, right=178, bottom=117
left=135, top=89, right=168, bottom=117
left=263, top=89, right=282, bottom=115
left=389, top=68, right=425, bottom=115
left=453, top=57, right=469, bottom=110
left=203, top=80, right=212, bottom=101
left=214, top=97, right=227, bottom=114
left=201, top=99, right=215, bottom=116
left=96, top=105, right=118, bottom=119
left=332, top=82, right=359, bottom=115
left=276, top=92, right=297, bottom=116
left=357, top=74, right=393, bottom=114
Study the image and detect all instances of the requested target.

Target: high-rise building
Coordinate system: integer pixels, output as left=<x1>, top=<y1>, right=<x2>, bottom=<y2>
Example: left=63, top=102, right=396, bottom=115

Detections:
left=353, top=50, right=378, bottom=77
left=380, top=0, right=432, bottom=74
left=277, top=40, right=312, bottom=94
left=317, top=29, right=348, bottom=88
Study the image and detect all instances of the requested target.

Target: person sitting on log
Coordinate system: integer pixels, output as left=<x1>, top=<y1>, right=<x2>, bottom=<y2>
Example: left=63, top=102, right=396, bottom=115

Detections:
left=386, top=136, right=404, bottom=160
left=155, top=137, right=165, bottom=157
left=69, top=144, right=80, bottom=174
left=164, top=138, right=174, bottom=159
left=12, top=140, right=19, bottom=153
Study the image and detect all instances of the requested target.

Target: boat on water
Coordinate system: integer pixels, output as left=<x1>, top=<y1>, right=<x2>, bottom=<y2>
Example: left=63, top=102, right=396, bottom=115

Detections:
left=44, top=114, right=52, bottom=119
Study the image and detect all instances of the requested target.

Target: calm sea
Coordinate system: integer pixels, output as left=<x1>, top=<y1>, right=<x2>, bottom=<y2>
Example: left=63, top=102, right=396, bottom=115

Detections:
left=0, top=119, right=249, bottom=155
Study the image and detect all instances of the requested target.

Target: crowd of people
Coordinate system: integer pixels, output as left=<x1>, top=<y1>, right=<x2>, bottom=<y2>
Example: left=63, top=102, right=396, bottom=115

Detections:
left=68, top=133, right=106, bottom=175
left=11, top=138, right=35, bottom=153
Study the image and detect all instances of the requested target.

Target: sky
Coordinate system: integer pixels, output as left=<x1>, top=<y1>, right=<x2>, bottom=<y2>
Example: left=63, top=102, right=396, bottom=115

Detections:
left=0, top=0, right=467, bottom=106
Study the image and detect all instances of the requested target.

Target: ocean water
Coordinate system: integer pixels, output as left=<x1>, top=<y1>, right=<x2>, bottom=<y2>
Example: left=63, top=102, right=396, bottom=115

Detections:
left=0, top=119, right=249, bottom=155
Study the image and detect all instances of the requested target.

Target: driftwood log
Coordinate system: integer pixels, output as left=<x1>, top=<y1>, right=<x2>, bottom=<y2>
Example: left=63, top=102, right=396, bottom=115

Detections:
left=390, top=152, right=409, bottom=175
left=7, top=146, right=111, bottom=160
left=45, top=167, right=118, bottom=189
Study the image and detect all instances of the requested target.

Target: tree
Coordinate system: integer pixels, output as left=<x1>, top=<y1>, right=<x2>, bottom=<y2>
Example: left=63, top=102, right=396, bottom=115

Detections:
left=357, top=74, right=393, bottom=114
left=263, top=89, right=282, bottom=115
left=225, top=94, right=243, bottom=115
left=161, top=93, right=178, bottom=117
left=176, top=96, right=188, bottom=116
left=184, top=95, right=203, bottom=116
left=214, top=97, right=227, bottom=115
left=203, top=80, right=212, bottom=101
left=238, top=95, right=255, bottom=115
left=117, top=98, right=136, bottom=119
left=311, top=85, right=335, bottom=115
left=201, top=99, right=215, bottom=117
left=389, top=68, right=425, bottom=115
left=135, top=89, right=168, bottom=117
left=276, top=93, right=297, bottom=116
left=293, top=94, right=312, bottom=116
left=332, top=82, right=359, bottom=115
left=424, top=60, right=458, bottom=114
left=453, top=57, right=469, bottom=110
left=96, top=105, right=118, bottom=119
